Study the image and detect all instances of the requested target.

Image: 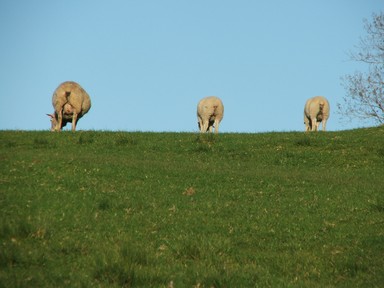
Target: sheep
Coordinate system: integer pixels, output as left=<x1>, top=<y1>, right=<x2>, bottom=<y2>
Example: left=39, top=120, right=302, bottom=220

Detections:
left=47, top=81, right=91, bottom=131
left=197, top=96, right=224, bottom=133
left=304, top=96, right=330, bottom=131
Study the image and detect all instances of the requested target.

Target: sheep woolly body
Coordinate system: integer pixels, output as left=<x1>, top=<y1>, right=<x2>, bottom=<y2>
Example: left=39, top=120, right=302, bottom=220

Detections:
left=47, top=81, right=91, bottom=131
left=197, top=96, right=224, bottom=133
left=304, top=96, right=330, bottom=132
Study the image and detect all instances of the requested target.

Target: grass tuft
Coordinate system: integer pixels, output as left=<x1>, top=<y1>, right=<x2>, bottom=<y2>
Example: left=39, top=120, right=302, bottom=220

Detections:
left=4, top=140, right=17, bottom=148
left=377, top=148, right=384, bottom=158
left=194, top=134, right=220, bottom=152
left=94, top=261, right=136, bottom=287
left=371, top=196, right=384, bottom=212
left=115, top=134, right=138, bottom=146
left=0, top=220, right=34, bottom=239
left=78, top=133, right=94, bottom=144
left=33, top=137, right=56, bottom=149
left=97, top=198, right=111, bottom=211
left=295, top=136, right=311, bottom=146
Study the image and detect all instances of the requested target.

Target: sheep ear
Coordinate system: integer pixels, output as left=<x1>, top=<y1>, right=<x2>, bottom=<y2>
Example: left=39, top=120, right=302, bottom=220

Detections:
left=46, top=114, right=54, bottom=119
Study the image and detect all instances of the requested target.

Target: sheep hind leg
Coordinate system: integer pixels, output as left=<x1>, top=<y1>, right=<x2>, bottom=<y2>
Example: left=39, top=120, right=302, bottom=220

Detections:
left=214, top=120, right=220, bottom=134
left=198, top=118, right=205, bottom=133
left=71, top=113, right=78, bottom=131
left=304, top=117, right=310, bottom=132
left=203, top=122, right=210, bottom=133
left=311, top=118, right=318, bottom=131
left=322, top=120, right=327, bottom=131
left=200, top=120, right=207, bottom=133
left=56, top=110, right=63, bottom=131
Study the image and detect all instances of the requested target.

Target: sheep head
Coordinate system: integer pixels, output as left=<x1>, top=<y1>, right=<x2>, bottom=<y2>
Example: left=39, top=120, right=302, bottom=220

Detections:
left=47, top=114, right=58, bottom=131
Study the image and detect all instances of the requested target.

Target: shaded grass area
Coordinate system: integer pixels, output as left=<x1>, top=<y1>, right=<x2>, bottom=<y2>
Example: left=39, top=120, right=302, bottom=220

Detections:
left=0, top=128, right=383, bottom=287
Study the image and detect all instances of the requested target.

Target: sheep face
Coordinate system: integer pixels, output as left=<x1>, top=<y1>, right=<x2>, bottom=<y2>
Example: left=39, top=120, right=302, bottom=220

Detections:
left=47, top=113, right=70, bottom=131
left=47, top=114, right=60, bottom=131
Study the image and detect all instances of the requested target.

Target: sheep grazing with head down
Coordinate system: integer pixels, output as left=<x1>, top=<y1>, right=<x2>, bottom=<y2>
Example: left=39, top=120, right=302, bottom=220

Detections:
left=47, top=81, right=92, bottom=131
left=197, top=96, right=224, bottom=133
left=304, top=96, right=330, bottom=131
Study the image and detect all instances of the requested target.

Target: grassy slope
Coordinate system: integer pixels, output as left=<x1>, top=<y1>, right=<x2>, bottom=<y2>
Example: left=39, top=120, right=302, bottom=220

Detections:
left=0, top=128, right=383, bottom=287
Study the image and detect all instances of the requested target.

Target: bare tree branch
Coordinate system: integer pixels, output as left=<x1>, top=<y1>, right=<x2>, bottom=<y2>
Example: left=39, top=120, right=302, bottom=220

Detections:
left=339, top=12, right=384, bottom=125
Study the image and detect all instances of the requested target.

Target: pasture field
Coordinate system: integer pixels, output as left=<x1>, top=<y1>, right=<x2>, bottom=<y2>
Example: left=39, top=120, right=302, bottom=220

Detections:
left=0, top=128, right=383, bottom=287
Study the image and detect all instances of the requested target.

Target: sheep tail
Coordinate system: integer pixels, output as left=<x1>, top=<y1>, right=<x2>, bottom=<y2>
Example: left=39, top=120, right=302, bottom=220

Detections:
left=64, top=91, right=71, bottom=107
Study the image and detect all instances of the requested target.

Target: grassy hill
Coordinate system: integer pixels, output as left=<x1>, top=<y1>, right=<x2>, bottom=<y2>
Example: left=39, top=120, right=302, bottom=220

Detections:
left=1, top=128, right=383, bottom=287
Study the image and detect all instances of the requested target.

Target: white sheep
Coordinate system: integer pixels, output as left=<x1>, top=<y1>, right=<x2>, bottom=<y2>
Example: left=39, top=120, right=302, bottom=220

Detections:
left=197, top=96, right=224, bottom=133
left=47, top=81, right=91, bottom=131
left=304, top=96, right=330, bottom=131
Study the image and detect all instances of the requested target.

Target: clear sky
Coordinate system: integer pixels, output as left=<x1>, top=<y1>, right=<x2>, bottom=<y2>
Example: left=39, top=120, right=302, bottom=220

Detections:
left=0, top=1, right=382, bottom=132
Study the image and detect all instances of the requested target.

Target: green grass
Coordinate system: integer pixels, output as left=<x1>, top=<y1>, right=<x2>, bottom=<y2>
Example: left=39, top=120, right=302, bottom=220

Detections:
left=0, top=128, right=383, bottom=287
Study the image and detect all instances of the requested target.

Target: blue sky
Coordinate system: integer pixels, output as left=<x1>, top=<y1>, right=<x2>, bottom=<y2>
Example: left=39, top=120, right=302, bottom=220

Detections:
left=0, top=1, right=382, bottom=132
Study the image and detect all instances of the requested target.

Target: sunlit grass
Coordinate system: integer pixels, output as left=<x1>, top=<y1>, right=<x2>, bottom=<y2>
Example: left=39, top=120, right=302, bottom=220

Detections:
left=0, top=128, right=383, bottom=287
